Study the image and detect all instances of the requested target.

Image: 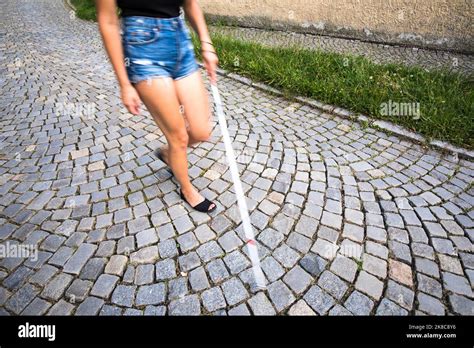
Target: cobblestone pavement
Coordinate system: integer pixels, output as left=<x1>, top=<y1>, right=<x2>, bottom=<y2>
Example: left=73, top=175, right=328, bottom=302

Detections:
left=0, top=0, right=473, bottom=316
left=210, top=26, right=474, bottom=76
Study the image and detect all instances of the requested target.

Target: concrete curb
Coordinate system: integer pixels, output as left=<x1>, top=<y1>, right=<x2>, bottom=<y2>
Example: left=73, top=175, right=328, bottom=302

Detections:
left=203, top=64, right=474, bottom=161
left=64, top=0, right=75, bottom=12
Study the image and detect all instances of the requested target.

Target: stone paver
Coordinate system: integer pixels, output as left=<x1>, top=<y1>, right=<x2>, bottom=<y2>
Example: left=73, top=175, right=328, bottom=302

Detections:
left=0, top=0, right=472, bottom=316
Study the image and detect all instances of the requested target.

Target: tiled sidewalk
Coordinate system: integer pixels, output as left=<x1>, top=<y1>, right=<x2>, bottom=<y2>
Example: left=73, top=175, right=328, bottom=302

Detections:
left=0, top=0, right=472, bottom=316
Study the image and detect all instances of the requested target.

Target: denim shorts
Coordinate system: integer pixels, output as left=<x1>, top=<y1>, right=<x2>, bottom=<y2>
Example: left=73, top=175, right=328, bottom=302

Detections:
left=121, top=16, right=199, bottom=83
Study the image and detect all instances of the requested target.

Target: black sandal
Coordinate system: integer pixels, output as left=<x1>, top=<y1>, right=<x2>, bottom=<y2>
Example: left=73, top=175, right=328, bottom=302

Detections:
left=180, top=190, right=217, bottom=213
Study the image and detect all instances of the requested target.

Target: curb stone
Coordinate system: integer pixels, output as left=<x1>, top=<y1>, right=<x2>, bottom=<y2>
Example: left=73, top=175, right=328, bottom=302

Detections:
left=200, top=64, right=474, bottom=161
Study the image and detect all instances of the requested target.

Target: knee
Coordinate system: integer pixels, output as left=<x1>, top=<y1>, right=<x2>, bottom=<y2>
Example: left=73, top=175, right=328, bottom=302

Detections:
left=190, top=126, right=212, bottom=143
left=168, top=129, right=189, bottom=150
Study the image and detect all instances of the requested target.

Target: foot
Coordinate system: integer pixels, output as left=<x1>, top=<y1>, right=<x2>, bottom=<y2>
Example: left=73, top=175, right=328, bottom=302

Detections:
left=180, top=186, right=216, bottom=213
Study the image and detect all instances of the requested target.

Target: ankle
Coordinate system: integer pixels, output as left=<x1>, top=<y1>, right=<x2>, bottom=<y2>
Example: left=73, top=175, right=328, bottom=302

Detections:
left=181, top=185, right=194, bottom=196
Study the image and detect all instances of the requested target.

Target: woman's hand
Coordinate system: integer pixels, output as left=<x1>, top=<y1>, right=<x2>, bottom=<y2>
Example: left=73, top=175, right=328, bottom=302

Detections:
left=201, top=42, right=218, bottom=85
left=183, top=1, right=218, bottom=83
left=121, top=84, right=141, bottom=115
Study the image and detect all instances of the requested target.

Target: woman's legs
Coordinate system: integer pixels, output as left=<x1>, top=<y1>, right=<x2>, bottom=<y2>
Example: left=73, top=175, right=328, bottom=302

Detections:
left=134, top=77, right=215, bottom=210
left=175, top=71, right=213, bottom=144
left=159, top=71, right=212, bottom=162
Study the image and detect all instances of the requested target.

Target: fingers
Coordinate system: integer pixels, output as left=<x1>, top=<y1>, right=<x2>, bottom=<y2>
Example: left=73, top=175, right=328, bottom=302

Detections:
left=125, top=98, right=141, bottom=115
left=134, top=96, right=141, bottom=114
left=202, top=50, right=219, bottom=85
left=130, top=104, right=140, bottom=115
left=211, top=58, right=219, bottom=84
left=209, top=67, right=217, bottom=85
left=131, top=98, right=141, bottom=115
left=206, top=60, right=218, bottom=85
left=130, top=92, right=141, bottom=115
left=122, top=86, right=141, bottom=115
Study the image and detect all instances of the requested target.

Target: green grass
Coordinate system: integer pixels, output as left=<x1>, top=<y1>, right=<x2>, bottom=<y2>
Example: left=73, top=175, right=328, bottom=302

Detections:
left=70, top=0, right=97, bottom=21
left=194, top=34, right=473, bottom=148
left=72, top=3, right=474, bottom=148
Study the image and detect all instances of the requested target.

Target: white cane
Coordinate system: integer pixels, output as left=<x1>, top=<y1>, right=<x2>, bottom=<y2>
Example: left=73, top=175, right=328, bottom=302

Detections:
left=210, top=83, right=267, bottom=290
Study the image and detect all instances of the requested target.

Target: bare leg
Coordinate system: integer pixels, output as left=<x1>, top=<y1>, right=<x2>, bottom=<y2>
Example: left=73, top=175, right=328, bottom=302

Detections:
left=159, top=71, right=212, bottom=163
left=134, top=78, right=215, bottom=209
left=175, top=71, right=213, bottom=144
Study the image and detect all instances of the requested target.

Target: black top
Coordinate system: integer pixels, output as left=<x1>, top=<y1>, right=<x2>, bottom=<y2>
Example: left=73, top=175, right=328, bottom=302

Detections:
left=117, top=0, right=184, bottom=18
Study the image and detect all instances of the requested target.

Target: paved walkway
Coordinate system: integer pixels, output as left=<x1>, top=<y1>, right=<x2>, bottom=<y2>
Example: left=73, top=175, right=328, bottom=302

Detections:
left=210, top=26, right=474, bottom=75
left=0, top=0, right=473, bottom=316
